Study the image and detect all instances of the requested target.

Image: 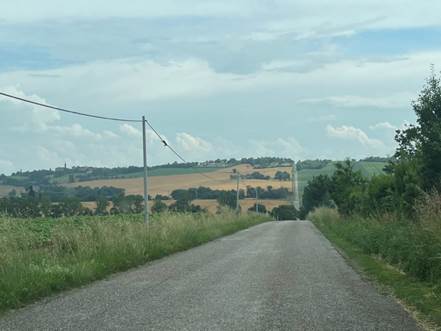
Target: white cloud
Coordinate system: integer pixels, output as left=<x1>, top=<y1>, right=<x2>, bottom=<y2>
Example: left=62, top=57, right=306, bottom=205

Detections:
left=326, top=124, right=385, bottom=150
left=299, top=92, right=414, bottom=109
left=50, top=123, right=103, bottom=140
left=0, top=159, right=14, bottom=174
left=3, top=1, right=441, bottom=34
left=176, top=132, right=212, bottom=153
left=0, top=86, right=60, bottom=130
left=369, top=121, right=397, bottom=131
left=249, top=137, right=304, bottom=159
left=119, top=123, right=142, bottom=138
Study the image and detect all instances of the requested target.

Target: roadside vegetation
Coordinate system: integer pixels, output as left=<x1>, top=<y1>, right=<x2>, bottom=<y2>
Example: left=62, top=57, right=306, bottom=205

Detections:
left=303, top=72, right=441, bottom=327
left=0, top=210, right=270, bottom=312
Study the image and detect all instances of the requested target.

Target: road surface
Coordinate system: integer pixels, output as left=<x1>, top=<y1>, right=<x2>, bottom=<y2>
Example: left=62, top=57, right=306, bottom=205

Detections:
left=0, top=221, right=420, bottom=330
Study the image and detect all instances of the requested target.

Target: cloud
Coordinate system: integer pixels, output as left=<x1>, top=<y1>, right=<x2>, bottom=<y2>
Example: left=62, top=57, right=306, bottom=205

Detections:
left=0, top=86, right=60, bottom=130
left=0, top=159, right=14, bottom=174
left=119, top=123, right=142, bottom=138
left=176, top=132, right=212, bottom=153
left=50, top=123, right=104, bottom=140
left=299, top=92, right=414, bottom=109
left=369, top=121, right=397, bottom=131
left=249, top=137, right=304, bottom=159
left=326, top=124, right=385, bottom=149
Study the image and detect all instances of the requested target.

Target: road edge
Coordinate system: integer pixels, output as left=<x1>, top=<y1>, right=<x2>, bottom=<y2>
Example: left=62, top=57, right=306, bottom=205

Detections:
left=310, top=220, right=435, bottom=331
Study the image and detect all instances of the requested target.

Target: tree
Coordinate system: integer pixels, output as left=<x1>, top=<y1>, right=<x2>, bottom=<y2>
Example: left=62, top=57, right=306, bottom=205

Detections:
left=248, top=203, right=267, bottom=213
left=95, top=196, right=109, bottom=215
left=330, top=160, right=365, bottom=215
left=395, top=71, right=441, bottom=191
left=151, top=199, right=168, bottom=213
left=271, top=205, right=298, bottom=220
left=301, top=175, right=333, bottom=215
left=363, top=174, right=395, bottom=215
left=274, top=171, right=290, bottom=181
left=217, top=191, right=237, bottom=209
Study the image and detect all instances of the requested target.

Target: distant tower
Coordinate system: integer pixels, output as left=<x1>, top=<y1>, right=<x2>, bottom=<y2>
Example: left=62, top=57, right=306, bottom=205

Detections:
left=64, top=162, right=67, bottom=170
left=292, top=162, right=300, bottom=210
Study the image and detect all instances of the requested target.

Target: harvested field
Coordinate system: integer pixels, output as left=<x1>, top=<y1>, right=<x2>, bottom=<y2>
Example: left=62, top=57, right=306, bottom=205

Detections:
left=82, top=198, right=290, bottom=213
left=68, top=165, right=293, bottom=197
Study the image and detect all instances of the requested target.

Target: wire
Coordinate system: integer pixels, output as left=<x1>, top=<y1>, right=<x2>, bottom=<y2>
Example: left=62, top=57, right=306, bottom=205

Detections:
left=143, top=118, right=226, bottom=183
left=0, top=92, right=142, bottom=123
left=1, top=90, right=230, bottom=184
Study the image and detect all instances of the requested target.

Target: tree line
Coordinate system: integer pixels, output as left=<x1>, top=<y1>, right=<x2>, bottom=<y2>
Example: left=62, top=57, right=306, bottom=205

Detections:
left=301, top=72, right=441, bottom=219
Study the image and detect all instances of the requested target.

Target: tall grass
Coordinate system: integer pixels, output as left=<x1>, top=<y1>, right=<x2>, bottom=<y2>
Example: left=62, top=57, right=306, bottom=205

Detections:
left=309, top=203, right=441, bottom=284
left=309, top=206, right=441, bottom=327
left=0, top=210, right=270, bottom=312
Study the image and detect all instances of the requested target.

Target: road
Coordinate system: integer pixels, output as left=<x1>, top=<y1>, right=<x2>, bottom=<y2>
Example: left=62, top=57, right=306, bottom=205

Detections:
left=0, top=221, right=420, bottom=330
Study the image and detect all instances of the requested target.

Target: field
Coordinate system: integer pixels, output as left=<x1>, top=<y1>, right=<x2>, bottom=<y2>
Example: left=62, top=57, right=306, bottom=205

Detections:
left=0, top=185, right=24, bottom=198
left=66, top=164, right=294, bottom=196
left=0, top=211, right=270, bottom=312
left=67, top=161, right=387, bottom=200
left=82, top=198, right=289, bottom=213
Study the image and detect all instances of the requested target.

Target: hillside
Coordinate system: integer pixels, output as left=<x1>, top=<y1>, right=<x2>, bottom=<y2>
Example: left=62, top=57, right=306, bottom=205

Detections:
left=65, top=161, right=387, bottom=198
left=0, top=159, right=388, bottom=201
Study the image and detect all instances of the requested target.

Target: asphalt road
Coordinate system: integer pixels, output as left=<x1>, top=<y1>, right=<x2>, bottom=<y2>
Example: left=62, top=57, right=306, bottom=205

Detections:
left=0, top=221, right=420, bottom=331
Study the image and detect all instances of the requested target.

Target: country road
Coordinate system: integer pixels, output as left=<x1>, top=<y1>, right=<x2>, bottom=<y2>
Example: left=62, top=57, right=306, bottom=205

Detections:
left=0, top=221, right=420, bottom=331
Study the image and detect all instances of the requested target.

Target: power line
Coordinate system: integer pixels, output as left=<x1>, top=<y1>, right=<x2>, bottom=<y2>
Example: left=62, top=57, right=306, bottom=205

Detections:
left=0, top=92, right=141, bottom=123
left=143, top=118, right=226, bottom=183
left=1, top=90, right=227, bottom=184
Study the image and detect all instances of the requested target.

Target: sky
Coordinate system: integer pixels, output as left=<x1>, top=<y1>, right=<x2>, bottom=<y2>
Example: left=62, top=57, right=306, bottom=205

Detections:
left=1, top=1, right=441, bottom=174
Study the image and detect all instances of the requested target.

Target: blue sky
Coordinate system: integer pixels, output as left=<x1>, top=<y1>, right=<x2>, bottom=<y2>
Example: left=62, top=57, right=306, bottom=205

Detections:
left=1, top=0, right=440, bottom=174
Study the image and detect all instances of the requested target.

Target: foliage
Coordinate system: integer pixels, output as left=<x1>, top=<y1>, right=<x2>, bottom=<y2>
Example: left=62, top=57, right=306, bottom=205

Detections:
left=248, top=203, right=267, bottom=213
left=241, top=171, right=270, bottom=180
left=310, top=207, right=441, bottom=327
left=301, top=174, right=333, bottom=217
left=271, top=205, right=298, bottom=220
left=395, top=72, right=441, bottom=191
left=151, top=199, right=168, bottom=213
left=217, top=191, right=237, bottom=210
left=274, top=170, right=290, bottom=181
left=111, top=195, right=143, bottom=214
left=310, top=206, right=441, bottom=287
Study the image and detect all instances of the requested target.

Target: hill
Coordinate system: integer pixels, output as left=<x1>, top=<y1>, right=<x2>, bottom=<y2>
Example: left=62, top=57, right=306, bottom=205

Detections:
left=0, top=159, right=388, bottom=203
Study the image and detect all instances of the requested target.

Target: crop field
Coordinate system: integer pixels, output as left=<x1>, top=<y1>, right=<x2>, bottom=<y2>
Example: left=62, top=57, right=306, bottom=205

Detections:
left=66, top=164, right=294, bottom=196
left=0, top=185, right=24, bottom=198
left=67, top=162, right=387, bottom=199
left=82, top=198, right=290, bottom=213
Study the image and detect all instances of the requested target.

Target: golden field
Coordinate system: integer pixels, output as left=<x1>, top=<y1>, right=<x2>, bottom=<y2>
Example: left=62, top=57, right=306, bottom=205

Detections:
left=76, top=164, right=294, bottom=212
left=82, top=198, right=290, bottom=213
left=66, top=164, right=293, bottom=197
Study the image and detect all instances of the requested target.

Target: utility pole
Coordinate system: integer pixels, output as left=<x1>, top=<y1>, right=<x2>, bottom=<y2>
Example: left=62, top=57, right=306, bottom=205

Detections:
left=292, top=162, right=300, bottom=211
left=255, top=188, right=259, bottom=213
left=142, top=116, right=149, bottom=223
left=236, top=171, right=240, bottom=213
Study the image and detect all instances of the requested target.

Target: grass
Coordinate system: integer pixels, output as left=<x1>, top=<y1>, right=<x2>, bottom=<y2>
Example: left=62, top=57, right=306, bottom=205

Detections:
left=0, top=210, right=270, bottom=313
left=309, top=207, right=441, bottom=329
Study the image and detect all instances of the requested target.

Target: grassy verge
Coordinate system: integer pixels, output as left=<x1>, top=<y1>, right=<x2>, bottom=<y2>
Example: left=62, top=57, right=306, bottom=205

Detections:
left=309, top=208, right=441, bottom=329
left=0, top=210, right=270, bottom=313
